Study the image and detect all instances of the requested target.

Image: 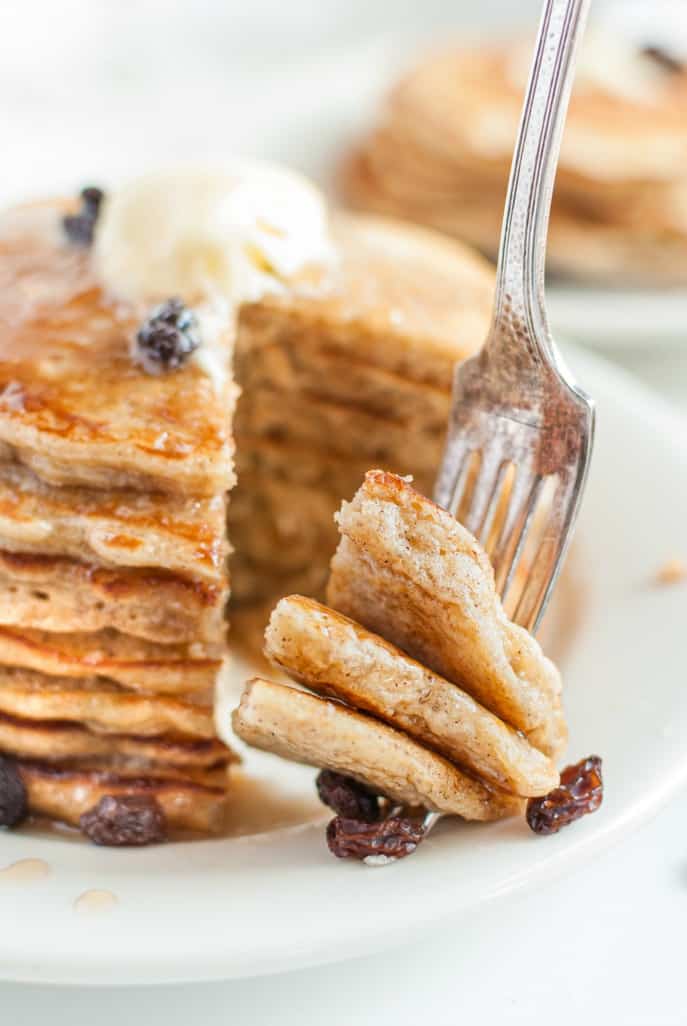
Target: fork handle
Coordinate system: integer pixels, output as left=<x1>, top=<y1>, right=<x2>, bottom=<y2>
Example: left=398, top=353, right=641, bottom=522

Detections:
left=491, top=0, right=591, bottom=365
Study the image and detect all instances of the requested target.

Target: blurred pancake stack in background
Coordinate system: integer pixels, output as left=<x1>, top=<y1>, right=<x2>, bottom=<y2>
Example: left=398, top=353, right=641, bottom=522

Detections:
left=340, top=2, right=687, bottom=285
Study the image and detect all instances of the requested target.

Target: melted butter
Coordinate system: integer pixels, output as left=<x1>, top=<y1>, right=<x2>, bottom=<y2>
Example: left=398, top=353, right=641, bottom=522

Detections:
left=0, top=857, right=51, bottom=883
left=74, top=889, right=118, bottom=914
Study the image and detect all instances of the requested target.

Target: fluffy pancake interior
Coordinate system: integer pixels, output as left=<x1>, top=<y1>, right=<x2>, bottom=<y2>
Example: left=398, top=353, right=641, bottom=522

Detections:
left=327, top=470, right=566, bottom=758
left=265, top=594, right=558, bottom=797
left=233, top=677, right=521, bottom=821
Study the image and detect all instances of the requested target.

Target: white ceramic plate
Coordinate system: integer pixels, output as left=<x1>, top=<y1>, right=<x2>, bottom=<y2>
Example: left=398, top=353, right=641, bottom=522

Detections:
left=0, top=343, right=685, bottom=986
left=548, top=286, right=687, bottom=353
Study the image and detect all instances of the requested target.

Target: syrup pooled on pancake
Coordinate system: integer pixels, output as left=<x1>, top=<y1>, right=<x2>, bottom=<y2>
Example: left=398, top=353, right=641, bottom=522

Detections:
left=0, top=203, right=235, bottom=495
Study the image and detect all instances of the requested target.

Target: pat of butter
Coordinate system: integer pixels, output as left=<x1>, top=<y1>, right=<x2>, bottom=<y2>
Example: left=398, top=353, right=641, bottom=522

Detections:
left=94, top=163, right=335, bottom=390
left=95, top=163, right=333, bottom=305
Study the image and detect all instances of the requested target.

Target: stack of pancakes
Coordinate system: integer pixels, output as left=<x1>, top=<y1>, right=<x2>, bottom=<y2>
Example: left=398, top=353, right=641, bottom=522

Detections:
left=229, top=213, right=494, bottom=617
left=0, top=201, right=238, bottom=835
left=0, top=194, right=498, bottom=836
left=340, top=34, right=687, bottom=284
left=234, top=472, right=566, bottom=830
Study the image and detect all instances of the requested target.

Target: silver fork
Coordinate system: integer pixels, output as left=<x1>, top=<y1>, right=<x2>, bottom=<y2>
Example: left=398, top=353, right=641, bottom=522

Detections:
left=406, top=0, right=595, bottom=841
left=434, top=0, right=595, bottom=636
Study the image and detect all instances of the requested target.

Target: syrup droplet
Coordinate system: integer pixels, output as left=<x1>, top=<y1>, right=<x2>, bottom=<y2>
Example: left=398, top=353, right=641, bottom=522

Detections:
left=0, top=857, right=51, bottom=883
left=73, top=889, right=118, bottom=915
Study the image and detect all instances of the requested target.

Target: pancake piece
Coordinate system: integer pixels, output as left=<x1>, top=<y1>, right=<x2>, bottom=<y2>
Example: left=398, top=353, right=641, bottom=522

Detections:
left=18, top=760, right=229, bottom=833
left=265, top=596, right=558, bottom=797
left=234, top=471, right=568, bottom=864
left=0, top=202, right=237, bottom=494
left=327, top=471, right=566, bottom=758
left=229, top=212, right=494, bottom=611
left=0, top=666, right=215, bottom=737
left=0, top=462, right=227, bottom=582
left=340, top=33, right=687, bottom=284
left=234, top=678, right=520, bottom=821
left=0, top=711, right=234, bottom=768
left=0, top=550, right=225, bottom=644
left=0, top=627, right=220, bottom=695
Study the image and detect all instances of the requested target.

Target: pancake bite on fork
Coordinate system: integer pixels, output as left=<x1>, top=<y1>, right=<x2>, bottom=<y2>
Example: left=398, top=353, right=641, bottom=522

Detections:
left=233, top=473, right=572, bottom=863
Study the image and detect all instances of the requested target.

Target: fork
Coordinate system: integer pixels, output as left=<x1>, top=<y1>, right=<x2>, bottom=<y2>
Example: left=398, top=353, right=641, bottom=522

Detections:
left=405, top=0, right=596, bottom=840
left=434, top=0, right=595, bottom=636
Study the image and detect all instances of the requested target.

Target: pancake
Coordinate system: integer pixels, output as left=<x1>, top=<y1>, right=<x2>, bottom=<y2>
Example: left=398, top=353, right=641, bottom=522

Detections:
left=0, top=461, right=227, bottom=583
left=229, top=210, right=494, bottom=614
left=236, top=387, right=446, bottom=474
left=0, top=550, right=226, bottom=644
left=327, top=471, right=565, bottom=758
left=0, top=666, right=216, bottom=738
left=17, top=759, right=229, bottom=833
left=235, top=338, right=453, bottom=428
left=0, top=710, right=235, bottom=768
left=228, top=472, right=339, bottom=573
left=229, top=554, right=330, bottom=607
left=238, top=213, right=493, bottom=387
left=340, top=34, right=687, bottom=283
left=0, top=626, right=220, bottom=695
left=264, top=595, right=558, bottom=797
left=233, top=678, right=520, bottom=821
left=235, top=436, right=372, bottom=496
left=0, top=202, right=236, bottom=495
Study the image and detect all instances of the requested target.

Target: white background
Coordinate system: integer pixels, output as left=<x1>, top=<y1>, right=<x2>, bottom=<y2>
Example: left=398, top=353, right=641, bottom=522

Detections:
left=1, top=1, right=685, bottom=1022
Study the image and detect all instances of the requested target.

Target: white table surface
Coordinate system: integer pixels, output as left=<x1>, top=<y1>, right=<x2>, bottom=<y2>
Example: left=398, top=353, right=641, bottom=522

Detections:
left=1, top=1, right=685, bottom=1020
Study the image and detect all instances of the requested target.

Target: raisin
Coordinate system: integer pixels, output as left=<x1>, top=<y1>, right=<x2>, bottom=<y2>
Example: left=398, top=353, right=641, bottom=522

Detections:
left=316, top=770, right=380, bottom=822
left=62, top=186, right=104, bottom=246
left=80, top=794, right=167, bottom=846
left=326, top=815, right=425, bottom=861
left=527, top=755, right=603, bottom=836
left=134, top=298, right=200, bottom=374
left=642, top=45, right=683, bottom=74
left=0, top=756, right=28, bottom=828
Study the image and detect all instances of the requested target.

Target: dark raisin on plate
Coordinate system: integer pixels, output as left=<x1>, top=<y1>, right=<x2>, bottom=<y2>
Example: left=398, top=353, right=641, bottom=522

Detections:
left=80, top=794, right=167, bottom=847
left=316, top=770, right=380, bottom=822
left=326, top=814, right=426, bottom=861
left=526, top=755, right=603, bottom=836
left=134, top=297, right=200, bottom=374
left=0, top=755, right=28, bottom=828
left=642, top=45, right=684, bottom=74
left=62, top=186, right=104, bottom=246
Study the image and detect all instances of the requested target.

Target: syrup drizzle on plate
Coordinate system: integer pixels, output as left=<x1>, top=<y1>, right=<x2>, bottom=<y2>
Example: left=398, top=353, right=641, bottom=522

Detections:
left=0, top=857, right=51, bottom=883
left=74, top=889, right=118, bottom=915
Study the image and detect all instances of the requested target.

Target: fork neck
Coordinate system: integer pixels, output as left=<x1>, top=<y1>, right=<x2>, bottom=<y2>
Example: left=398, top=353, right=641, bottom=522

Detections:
left=490, top=0, right=591, bottom=365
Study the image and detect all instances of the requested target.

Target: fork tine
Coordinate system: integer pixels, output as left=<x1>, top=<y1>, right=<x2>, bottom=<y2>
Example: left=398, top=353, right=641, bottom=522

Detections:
left=490, top=471, right=545, bottom=602
left=512, top=473, right=576, bottom=631
left=463, top=449, right=509, bottom=542
left=434, top=435, right=473, bottom=517
left=512, top=539, right=557, bottom=632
